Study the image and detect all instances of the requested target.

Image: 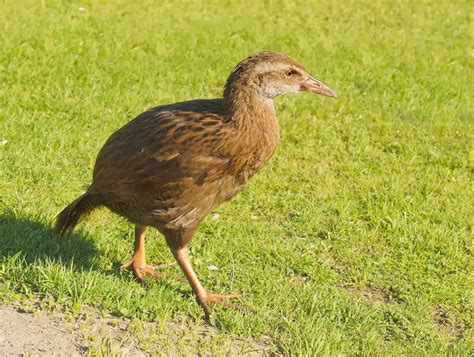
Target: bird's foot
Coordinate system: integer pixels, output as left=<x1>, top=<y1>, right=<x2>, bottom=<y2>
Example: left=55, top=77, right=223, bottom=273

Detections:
left=120, top=258, right=176, bottom=285
left=198, top=293, right=247, bottom=320
left=207, top=293, right=242, bottom=303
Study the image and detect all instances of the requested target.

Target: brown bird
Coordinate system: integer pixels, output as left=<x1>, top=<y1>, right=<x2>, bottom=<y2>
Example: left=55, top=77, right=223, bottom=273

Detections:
left=55, top=51, right=336, bottom=318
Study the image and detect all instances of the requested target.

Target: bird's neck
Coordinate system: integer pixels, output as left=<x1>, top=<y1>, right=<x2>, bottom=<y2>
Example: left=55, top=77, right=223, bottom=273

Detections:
left=223, top=82, right=280, bottom=172
left=224, top=83, right=277, bottom=132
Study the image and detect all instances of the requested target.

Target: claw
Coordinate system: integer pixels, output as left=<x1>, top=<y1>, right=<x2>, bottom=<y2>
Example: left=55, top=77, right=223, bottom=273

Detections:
left=198, top=293, right=248, bottom=320
left=121, top=258, right=181, bottom=284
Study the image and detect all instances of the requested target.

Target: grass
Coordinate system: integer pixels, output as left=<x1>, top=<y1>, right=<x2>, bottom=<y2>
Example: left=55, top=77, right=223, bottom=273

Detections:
left=0, top=0, right=472, bottom=354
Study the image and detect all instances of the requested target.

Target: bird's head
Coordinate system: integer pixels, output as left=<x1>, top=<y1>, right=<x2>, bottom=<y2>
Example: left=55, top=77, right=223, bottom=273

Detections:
left=224, top=51, right=336, bottom=102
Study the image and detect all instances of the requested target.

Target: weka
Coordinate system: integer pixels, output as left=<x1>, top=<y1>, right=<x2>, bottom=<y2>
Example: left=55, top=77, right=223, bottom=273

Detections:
left=55, top=51, right=336, bottom=318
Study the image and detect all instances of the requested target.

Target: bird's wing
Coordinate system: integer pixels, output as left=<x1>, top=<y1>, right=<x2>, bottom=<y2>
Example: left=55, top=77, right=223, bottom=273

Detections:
left=91, top=105, right=234, bottom=201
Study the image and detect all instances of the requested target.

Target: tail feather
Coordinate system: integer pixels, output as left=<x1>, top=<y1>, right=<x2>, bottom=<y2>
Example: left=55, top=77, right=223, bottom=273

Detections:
left=54, top=193, right=100, bottom=235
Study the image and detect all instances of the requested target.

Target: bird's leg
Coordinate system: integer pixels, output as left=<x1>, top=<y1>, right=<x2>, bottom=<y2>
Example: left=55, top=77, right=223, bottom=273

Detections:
left=171, top=246, right=241, bottom=319
left=120, top=225, right=176, bottom=284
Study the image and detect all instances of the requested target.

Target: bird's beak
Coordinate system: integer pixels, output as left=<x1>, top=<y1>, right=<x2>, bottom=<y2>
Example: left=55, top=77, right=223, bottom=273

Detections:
left=299, top=75, right=337, bottom=98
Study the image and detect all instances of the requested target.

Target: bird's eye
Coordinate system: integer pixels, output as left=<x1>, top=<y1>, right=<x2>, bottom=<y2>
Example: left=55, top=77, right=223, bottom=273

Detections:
left=285, top=69, right=297, bottom=77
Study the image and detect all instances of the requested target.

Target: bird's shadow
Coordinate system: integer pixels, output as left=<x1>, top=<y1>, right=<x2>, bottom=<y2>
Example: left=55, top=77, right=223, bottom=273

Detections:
left=0, top=211, right=189, bottom=298
left=0, top=212, right=99, bottom=271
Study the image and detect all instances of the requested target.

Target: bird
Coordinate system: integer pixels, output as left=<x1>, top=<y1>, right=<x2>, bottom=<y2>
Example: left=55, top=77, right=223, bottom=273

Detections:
left=55, top=51, right=336, bottom=319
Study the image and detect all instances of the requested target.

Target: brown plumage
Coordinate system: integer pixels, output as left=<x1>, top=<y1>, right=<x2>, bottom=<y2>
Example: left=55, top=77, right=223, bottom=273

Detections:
left=55, top=51, right=336, bottom=318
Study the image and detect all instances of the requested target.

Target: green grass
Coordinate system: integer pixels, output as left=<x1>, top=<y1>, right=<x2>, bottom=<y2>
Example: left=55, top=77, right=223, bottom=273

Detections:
left=1, top=0, right=472, bottom=354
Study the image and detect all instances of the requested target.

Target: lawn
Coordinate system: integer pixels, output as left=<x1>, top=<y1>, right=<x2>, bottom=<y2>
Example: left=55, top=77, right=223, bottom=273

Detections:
left=0, top=0, right=472, bottom=354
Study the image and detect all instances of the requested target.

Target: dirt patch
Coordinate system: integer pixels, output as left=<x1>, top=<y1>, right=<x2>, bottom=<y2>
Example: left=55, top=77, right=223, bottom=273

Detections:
left=432, top=306, right=468, bottom=340
left=0, top=301, right=276, bottom=355
left=346, top=284, right=398, bottom=304
left=0, top=305, right=85, bottom=355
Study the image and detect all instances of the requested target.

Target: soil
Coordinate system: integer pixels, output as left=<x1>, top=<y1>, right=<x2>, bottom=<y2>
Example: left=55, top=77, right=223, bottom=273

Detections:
left=0, top=303, right=275, bottom=355
left=0, top=305, right=86, bottom=355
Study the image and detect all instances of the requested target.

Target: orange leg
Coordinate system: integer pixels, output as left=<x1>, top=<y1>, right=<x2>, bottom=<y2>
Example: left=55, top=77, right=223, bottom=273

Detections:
left=121, top=225, right=175, bottom=284
left=171, top=246, right=241, bottom=319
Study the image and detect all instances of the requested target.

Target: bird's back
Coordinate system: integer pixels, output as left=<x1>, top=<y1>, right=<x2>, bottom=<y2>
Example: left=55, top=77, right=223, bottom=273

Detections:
left=93, top=98, right=228, bottom=184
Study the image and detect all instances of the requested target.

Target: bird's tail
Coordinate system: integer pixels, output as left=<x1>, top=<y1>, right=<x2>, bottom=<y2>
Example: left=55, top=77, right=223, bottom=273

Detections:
left=54, top=191, right=100, bottom=236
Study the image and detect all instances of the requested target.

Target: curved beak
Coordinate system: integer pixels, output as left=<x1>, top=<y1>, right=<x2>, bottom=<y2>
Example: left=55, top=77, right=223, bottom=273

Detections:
left=300, top=75, right=337, bottom=98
